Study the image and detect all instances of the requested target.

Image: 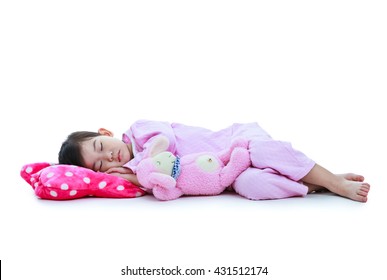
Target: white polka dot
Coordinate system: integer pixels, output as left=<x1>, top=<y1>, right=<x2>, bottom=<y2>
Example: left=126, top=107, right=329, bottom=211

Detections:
left=69, top=190, right=77, bottom=196
left=47, top=183, right=51, bottom=187
left=26, top=167, right=33, bottom=173
left=30, top=178, right=35, bottom=182
left=83, top=177, right=90, bottom=184
left=50, top=191, right=58, bottom=197
left=46, top=172, right=55, bottom=178
left=65, top=172, right=73, bottom=177
left=61, top=183, right=69, bottom=190
left=34, top=182, right=39, bottom=188
left=99, top=181, right=107, bottom=189
left=117, top=185, right=124, bottom=191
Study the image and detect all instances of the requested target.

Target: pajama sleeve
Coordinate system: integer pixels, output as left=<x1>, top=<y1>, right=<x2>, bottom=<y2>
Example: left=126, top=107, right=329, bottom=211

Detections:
left=122, top=120, right=177, bottom=173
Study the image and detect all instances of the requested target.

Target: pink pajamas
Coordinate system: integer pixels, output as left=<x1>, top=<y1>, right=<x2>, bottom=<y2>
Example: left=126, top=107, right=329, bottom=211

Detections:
left=233, top=139, right=314, bottom=200
left=123, top=120, right=315, bottom=200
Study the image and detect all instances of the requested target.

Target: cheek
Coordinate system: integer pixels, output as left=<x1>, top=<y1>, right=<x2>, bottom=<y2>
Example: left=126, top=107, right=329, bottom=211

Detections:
left=123, top=146, right=131, bottom=162
left=82, top=156, right=95, bottom=170
left=81, top=147, right=97, bottom=169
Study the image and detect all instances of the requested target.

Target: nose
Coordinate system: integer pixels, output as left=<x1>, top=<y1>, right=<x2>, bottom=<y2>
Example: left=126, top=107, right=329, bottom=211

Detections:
left=107, top=151, right=113, bottom=162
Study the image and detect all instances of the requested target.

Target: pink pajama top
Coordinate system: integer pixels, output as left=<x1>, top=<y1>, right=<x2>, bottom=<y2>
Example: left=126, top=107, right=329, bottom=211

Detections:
left=122, top=119, right=268, bottom=174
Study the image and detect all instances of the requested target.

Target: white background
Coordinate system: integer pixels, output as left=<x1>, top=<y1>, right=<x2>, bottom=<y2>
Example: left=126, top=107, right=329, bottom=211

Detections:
left=1, top=1, right=386, bottom=279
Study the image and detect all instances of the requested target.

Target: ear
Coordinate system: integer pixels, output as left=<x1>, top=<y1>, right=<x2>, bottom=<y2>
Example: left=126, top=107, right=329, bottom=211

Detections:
left=98, top=128, right=114, bottom=137
left=148, top=136, right=169, bottom=157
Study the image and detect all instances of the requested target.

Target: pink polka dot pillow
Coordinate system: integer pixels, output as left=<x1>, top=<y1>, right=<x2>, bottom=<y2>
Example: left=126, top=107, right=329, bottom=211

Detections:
left=20, top=162, right=146, bottom=200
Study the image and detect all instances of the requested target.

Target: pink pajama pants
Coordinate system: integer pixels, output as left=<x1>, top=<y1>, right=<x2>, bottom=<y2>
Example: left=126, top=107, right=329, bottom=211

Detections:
left=230, top=124, right=315, bottom=200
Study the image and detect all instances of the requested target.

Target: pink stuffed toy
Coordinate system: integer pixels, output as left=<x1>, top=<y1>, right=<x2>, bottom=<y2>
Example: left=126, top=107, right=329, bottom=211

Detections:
left=136, top=136, right=251, bottom=201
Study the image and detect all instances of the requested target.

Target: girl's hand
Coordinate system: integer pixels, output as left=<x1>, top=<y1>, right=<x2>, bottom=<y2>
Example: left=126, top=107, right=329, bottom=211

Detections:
left=106, top=167, right=140, bottom=186
left=106, top=167, right=133, bottom=175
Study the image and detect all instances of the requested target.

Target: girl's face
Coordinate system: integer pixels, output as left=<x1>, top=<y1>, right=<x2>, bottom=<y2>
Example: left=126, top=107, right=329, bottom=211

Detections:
left=80, top=135, right=133, bottom=172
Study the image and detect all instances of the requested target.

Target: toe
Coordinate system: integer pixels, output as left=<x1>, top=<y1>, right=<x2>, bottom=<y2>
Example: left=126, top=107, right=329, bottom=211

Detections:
left=355, top=192, right=368, bottom=202
left=357, top=189, right=369, bottom=197
left=352, top=174, right=365, bottom=182
left=361, top=183, right=371, bottom=190
left=360, top=186, right=370, bottom=193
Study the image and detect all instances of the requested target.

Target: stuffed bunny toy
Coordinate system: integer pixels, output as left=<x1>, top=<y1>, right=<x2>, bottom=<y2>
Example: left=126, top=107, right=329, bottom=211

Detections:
left=136, top=136, right=251, bottom=201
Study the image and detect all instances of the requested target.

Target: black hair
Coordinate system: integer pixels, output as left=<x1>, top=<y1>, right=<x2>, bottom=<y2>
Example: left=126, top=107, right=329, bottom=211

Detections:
left=58, top=131, right=101, bottom=167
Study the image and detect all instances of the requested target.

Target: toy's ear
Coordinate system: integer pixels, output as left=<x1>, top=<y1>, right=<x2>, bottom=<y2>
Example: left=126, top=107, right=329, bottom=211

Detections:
left=147, top=136, right=169, bottom=157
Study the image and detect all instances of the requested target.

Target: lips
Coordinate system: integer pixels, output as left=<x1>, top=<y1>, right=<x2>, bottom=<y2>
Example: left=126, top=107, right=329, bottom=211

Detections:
left=118, top=150, right=121, bottom=162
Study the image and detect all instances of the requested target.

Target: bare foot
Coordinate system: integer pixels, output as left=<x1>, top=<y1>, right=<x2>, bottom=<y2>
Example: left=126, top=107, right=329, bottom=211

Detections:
left=302, top=165, right=370, bottom=203
left=332, top=173, right=370, bottom=202
left=305, top=173, right=365, bottom=194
